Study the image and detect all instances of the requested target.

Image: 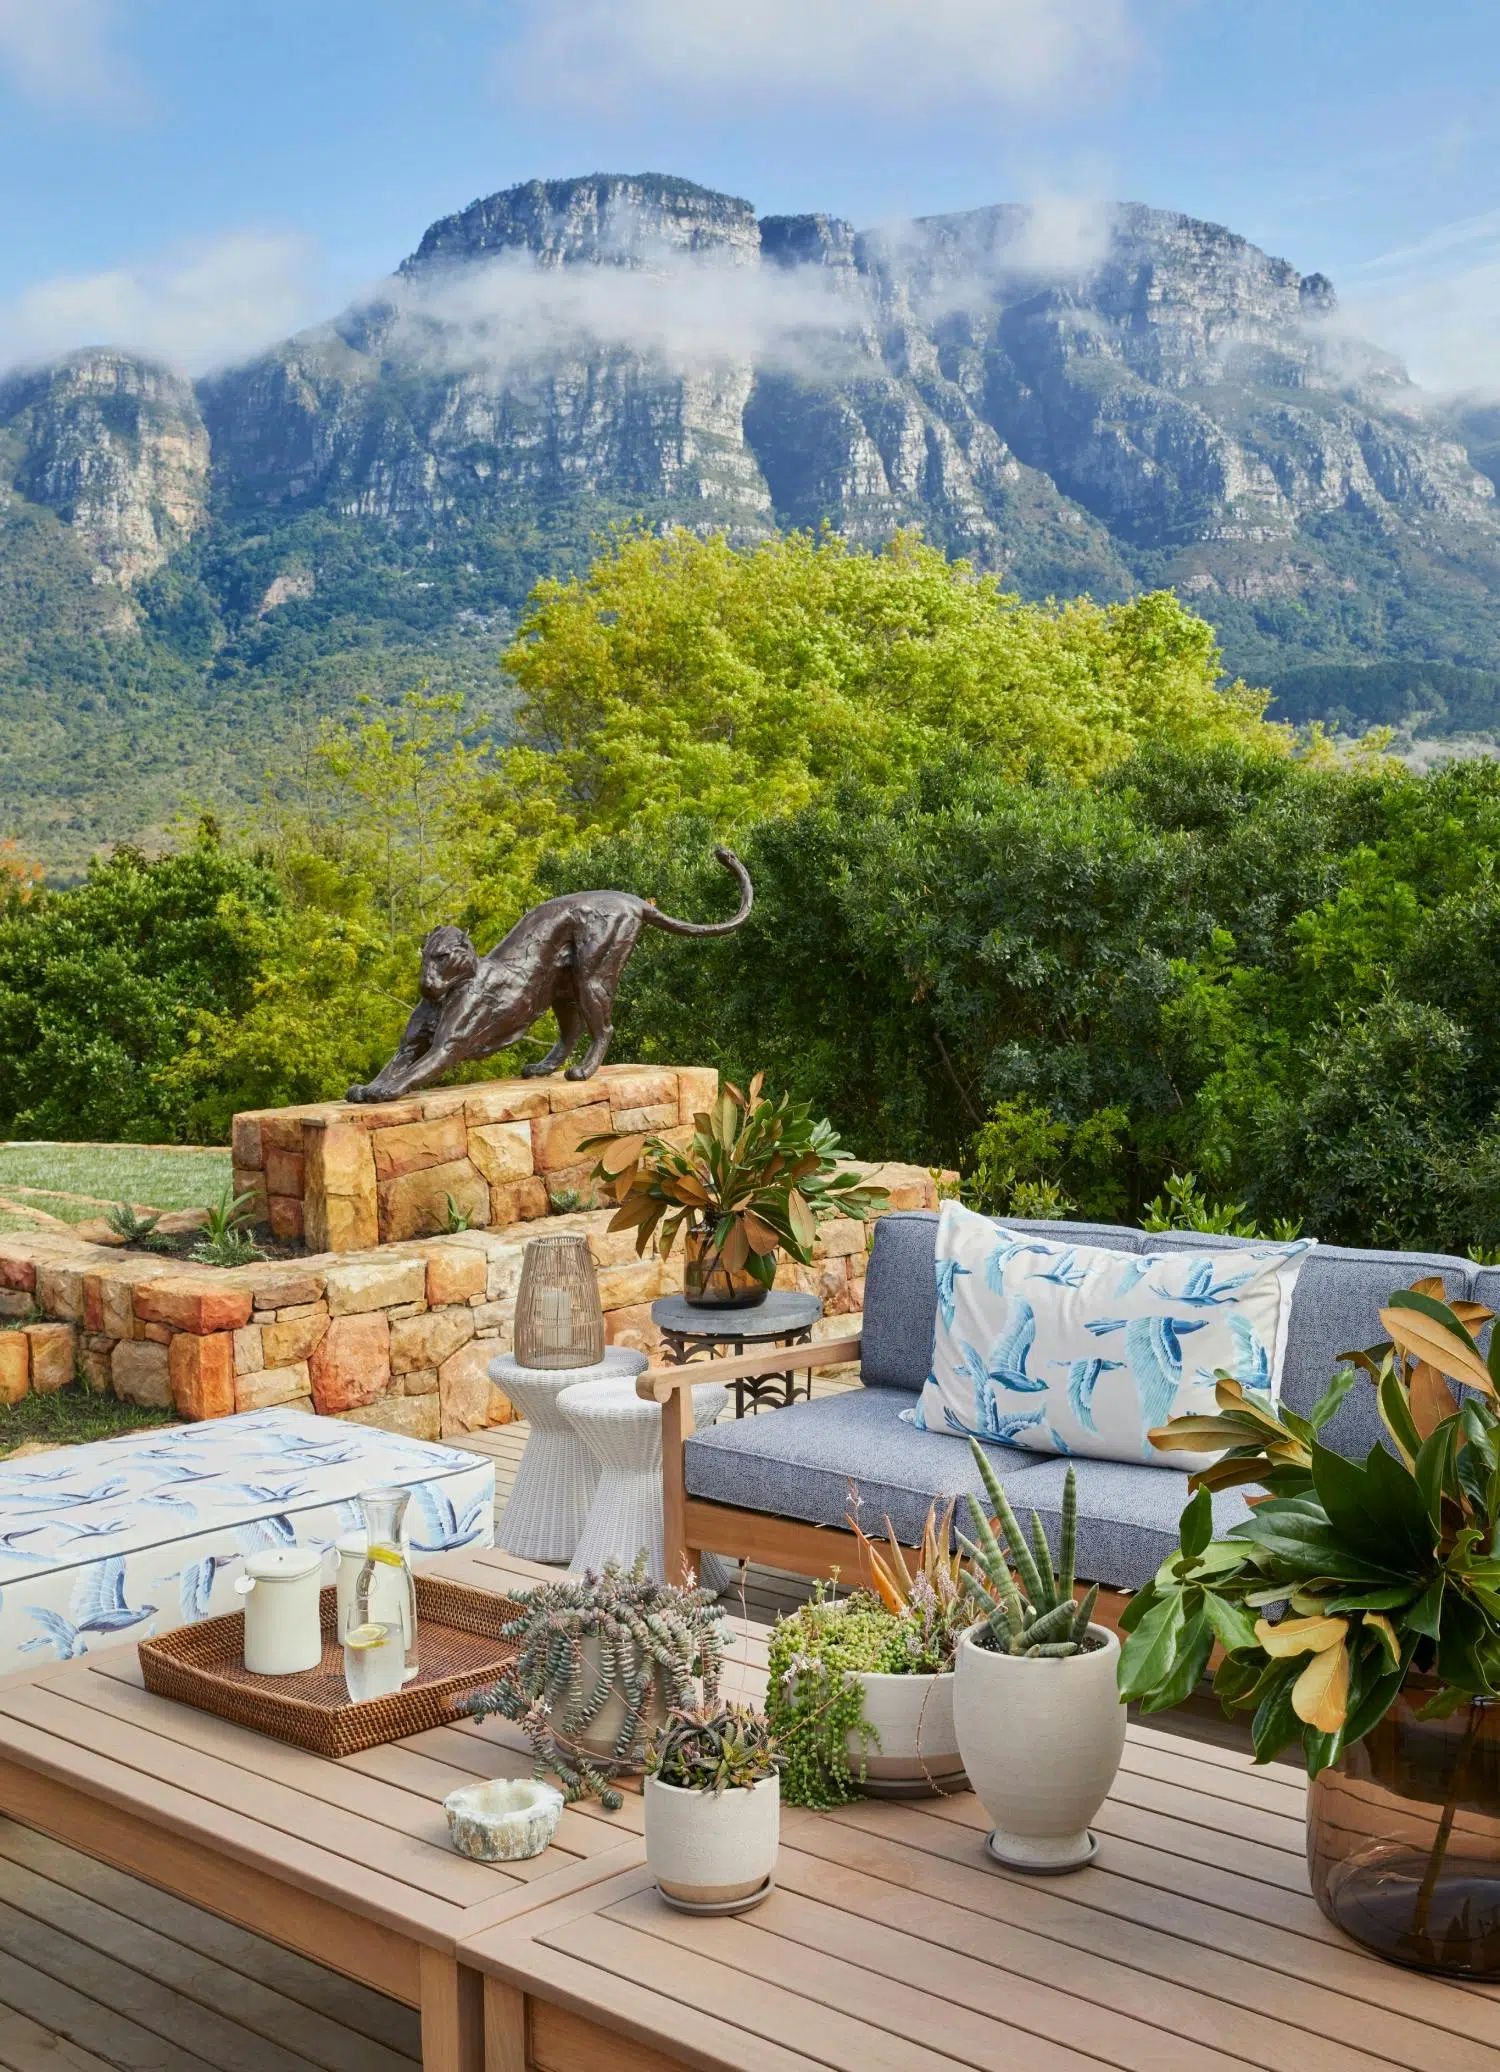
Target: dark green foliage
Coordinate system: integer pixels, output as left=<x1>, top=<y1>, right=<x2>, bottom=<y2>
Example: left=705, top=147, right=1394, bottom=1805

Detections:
left=1270, top=659, right=1500, bottom=737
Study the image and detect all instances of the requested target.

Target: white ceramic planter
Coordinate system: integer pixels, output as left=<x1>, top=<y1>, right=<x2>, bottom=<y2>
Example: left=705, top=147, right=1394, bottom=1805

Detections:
left=643, top=1773, right=780, bottom=1907
left=953, top=1622, right=1125, bottom=1872
left=563, top=1632, right=670, bottom=1770
left=849, top=1669, right=964, bottom=1794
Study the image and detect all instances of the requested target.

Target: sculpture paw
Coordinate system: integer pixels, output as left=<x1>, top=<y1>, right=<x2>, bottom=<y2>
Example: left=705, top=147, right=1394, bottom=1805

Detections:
left=346, top=1084, right=370, bottom=1103
left=564, top=1065, right=596, bottom=1081
left=520, top=1060, right=555, bottom=1078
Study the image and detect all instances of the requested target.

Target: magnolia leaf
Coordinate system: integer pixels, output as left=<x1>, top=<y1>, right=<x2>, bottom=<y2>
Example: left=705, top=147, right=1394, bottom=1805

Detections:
left=1409, top=1362, right=1461, bottom=1442
left=721, top=1218, right=751, bottom=1274
left=1377, top=1369, right=1422, bottom=1468
left=787, top=1188, right=816, bottom=1254
left=1255, top=1613, right=1348, bottom=1658
left=1203, top=1593, right=1260, bottom=1654
left=1365, top=1613, right=1401, bottom=1670
left=1380, top=1305, right=1493, bottom=1396
left=748, top=1071, right=764, bottom=1106
left=598, top=1133, right=646, bottom=1176
left=1117, top=1591, right=1187, bottom=1702
left=1292, top=1641, right=1350, bottom=1733
left=741, top=1211, right=780, bottom=1257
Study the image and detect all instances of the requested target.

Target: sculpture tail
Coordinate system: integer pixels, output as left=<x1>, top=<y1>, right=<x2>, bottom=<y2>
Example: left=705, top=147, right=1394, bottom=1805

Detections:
left=640, top=847, right=754, bottom=937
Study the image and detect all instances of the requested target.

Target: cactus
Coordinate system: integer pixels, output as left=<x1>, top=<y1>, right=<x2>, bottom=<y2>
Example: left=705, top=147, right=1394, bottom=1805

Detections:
left=957, top=1437, right=1101, bottom=1657
left=647, top=1702, right=781, bottom=1795
left=461, top=1554, right=725, bottom=1807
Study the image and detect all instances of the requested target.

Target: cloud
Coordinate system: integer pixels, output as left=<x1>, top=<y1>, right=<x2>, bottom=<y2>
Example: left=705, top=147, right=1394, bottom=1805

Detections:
left=0, top=231, right=323, bottom=376
left=0, top=0, right=141, bottom=113
left=1343, top=209, right=1500, bottom=395
left=505, top=0, right=1134, bottom=120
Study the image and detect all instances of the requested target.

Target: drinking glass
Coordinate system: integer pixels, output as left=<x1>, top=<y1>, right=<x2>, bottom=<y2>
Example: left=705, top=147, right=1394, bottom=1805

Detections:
left=343, top=1621, right=405, bottom=1703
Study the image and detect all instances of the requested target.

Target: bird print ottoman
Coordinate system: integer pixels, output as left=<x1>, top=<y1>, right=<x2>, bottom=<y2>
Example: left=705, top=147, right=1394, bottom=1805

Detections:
left=0, top=1408, right=495, bottom=1668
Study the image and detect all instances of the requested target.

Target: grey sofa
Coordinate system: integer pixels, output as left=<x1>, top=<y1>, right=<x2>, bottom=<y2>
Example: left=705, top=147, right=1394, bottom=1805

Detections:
left=672, top=1211, right=1486, bottom=1593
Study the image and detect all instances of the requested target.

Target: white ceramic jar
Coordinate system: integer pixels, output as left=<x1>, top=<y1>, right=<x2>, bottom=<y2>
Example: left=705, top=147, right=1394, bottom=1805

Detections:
left=848, top=1668, right=963, bottom=1794
left=952, top=1622, right=1125, bottom=1872
left=235, top=1546, right=325, bottom=1676
left=643, top=1773, right=780, bottom=1907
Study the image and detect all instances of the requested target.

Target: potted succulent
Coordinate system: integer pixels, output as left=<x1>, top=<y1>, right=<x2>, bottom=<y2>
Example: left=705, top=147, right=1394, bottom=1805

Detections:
left=953, top=1439, right=1125, bottom=1872
left=766, top=1502, right=970, bottom=1806
left=1119, top=1278, right=1500, bottom=1977
left=582, top=1075, right=887, bottom=1308
left=643, top=1701, right=782, bottom=1912
left=462, top=1555, right=725, bottom=1808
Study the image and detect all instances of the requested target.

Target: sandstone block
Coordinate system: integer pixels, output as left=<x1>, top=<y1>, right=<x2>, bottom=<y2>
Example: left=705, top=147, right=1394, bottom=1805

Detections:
left=233, top=1325, right=264, bottom=1375
left=0, top=1290, right=34, bottom=1319
left=323, top=1257, right=427, bottom=1315
left=603, top=1068, right=678, bottom=1113
left=309, top=1312, right=391, bottom=1414
left=231, top=1114, right=264, bottom=1169
left=597, top=1257, right=664, bottom=1309
left=99, top=1259, right=173, bottom=1339
left=610, top=1102, right=678, bottom=1136
left=546, top=1077, right=612, bottom=1115
left=135, top=1278, right=253, bottom=1336
left=304, top=1122, right=378, bottom=1253
left=418, top=1089, right=469, bottom=1120
left=425, top=1247, right=487, bottom=1306
left=390, top=1307, right=474, bottom=1374
left=268, top=1197, right=305, bottom=1243
left=253, top=1272, right=325, bottom=1310
left=142, top=1323, right=173, bottom=1344
left=234, top=1170, right=271, bottom=1227
left=402, top=1366, right=439, bottom=1397
left=0, top=1335, right=28, bottom=1404
left=484, top=1245, right=526, bottom=1302
left=379, top=1160, right=489, bottom=1243
left=262, top=1306, right=330, bottom=1367
left=344, top=1099, right=425, bottom=1133
left=112, top=1338, right=171, bottom=1407
left=338, top=1394, right=440, bottom=1442
left=236, top=1362, right=312, bottom=1413
left=464, top=1085, right=549, bottom=1125
left=677, top=1067, right=719, bottom=1125
left=80, top=1343, right=112, bottom=1394
left=370, top=1114, right=469, bottom=1182
left=468, top=1121, right=534, bottom=1185
left=438, top=1340, right=508, bottom=1433
left=542, top=1163, right=601, bottom=1210
left=817, top=1217, right=868, bottom=1259
left=584, top=1222, right=649, bottom=1268
left=531, top=1101, right=611, bottom=1174
left=264, top=1148, right=305, bottom=1198
left=847, top=1271, right=866, bottom=1315
left=22, top=1322, right=74, bottom=1392
left=386, top=1301, right=425, bottom=1321
left=307, top=1121, right=377, bottom=1196
left=260, top=1113, right=309, bottom=1154
left=318, top=1195, right=381, bottom=1254
left=603, top=1303, right=661, bottom=1356
left=170, top=1331, right=235, bottom=1420
left=0, top=1253, right=36, bottom=1294
left=488, top=1177, right=549, bottom=1229
left=35, top=1263, right=85, bottom=1322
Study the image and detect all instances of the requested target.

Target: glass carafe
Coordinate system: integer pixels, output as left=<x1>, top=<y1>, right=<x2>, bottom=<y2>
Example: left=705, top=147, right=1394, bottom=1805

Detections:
left=353, top=1486, right=419, bottom=1684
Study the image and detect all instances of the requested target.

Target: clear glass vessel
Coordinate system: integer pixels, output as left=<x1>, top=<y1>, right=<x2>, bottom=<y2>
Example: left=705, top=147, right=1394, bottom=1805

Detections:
left=1308, top=1687, right=1500, bottom=1977
left=343, top=1621, right=405, bottom=1703
left=354, top=1486, right=419, bottom=1684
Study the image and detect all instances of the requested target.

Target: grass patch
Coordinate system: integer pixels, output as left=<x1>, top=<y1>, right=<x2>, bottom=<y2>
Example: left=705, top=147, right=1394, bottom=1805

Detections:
left=0, top=1385, right=175, bottom=1451
left=0, top=1143, right=231, bottom=1211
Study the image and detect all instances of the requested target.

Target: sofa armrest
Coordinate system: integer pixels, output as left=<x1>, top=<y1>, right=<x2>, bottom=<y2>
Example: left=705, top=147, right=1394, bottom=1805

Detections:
left=642, top=1333, right=862, bottom=1587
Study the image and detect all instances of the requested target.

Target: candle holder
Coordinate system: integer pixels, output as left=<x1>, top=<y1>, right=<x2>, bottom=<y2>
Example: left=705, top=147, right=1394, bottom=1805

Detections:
left=513, top=1233, right=606, bottom=1369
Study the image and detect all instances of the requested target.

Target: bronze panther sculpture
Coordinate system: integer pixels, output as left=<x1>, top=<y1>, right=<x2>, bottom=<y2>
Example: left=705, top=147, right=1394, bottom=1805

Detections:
left=346, top=846, right=753, bottom=1102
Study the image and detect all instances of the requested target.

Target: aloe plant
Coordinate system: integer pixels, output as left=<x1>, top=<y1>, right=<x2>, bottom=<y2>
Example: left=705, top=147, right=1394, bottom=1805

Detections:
left=958, top=1437, right=1101, bottom=1656
left=647, top=1703, right=780, bottom=1794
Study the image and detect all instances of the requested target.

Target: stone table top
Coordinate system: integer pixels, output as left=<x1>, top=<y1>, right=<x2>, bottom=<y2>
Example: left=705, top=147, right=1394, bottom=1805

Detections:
left=650, top=1291, right=823, bottom=1341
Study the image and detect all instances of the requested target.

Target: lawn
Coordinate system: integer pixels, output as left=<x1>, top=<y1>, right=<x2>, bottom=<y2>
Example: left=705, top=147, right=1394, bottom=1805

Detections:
left=0, top=1143, right=232, bottom=1230
left=0, top=1380, right=175, bottom=1448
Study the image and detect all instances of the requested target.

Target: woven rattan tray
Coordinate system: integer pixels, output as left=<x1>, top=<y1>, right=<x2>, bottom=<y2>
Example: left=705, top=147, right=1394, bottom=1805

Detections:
left=138, top=1576, right=523, bottom=1758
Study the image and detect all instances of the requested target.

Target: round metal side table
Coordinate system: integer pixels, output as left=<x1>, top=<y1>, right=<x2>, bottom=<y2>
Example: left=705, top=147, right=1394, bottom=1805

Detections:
left=649, top=1291, right=824, bottom=1417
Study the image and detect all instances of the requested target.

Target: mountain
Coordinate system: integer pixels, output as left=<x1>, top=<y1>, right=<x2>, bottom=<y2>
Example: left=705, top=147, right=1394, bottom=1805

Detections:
left=5, top=170, right=1500, bottom=870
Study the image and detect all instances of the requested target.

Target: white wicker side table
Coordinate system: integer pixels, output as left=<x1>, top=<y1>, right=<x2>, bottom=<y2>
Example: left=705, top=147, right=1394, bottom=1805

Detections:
left=489, top=1348, right=648, bottom=1563
left=558, top=1376, right=732, bottom=1592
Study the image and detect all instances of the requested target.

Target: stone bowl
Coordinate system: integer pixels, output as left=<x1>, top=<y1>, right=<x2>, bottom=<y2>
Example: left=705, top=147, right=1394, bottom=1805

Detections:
left=443, top=1777, right=564, bottom=1862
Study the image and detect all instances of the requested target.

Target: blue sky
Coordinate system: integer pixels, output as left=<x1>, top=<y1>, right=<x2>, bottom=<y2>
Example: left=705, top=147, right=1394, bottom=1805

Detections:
left=1, top=0, right=1497, bottom=389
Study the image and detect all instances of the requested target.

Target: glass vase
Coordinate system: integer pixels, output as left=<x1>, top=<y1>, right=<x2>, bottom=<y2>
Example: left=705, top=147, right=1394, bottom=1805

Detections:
left=682, top=1226, right=770, bottom=1309
left=353, top=1487, right=419, bottom=1685
left=1308, top=1687, right=1500, bottom=1977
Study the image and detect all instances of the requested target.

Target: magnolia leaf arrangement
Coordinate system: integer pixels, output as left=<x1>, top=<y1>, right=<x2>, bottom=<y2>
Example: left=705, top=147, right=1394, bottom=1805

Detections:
left=581, top=1075, right=888, bottom=1291
left=463, top=1555, right=726, bottom=1808
left=1120, top=1279, right=1500, bottom=1773
left=959, top=1439, right=1102, bottom=1656
left=647, top=1703, right=781, bottom=1795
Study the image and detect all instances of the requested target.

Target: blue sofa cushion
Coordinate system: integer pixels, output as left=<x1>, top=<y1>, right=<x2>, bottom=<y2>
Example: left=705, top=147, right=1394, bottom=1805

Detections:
left=859, top=1209, right=1144, bottom=1393
left=682, top=1386, right=1248, bottom=1588
left=1143, top=1230, right=1474, bottom=1459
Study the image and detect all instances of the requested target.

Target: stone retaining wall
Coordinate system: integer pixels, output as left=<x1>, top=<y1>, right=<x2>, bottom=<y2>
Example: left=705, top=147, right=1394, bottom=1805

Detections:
left=231, top=1065, right=720, bottom=1252
left=0, top=1162, right=941, bottom=1440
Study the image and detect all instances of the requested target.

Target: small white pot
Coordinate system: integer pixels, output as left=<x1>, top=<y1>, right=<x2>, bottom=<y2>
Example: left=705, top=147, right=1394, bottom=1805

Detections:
left=849, top=1669, right=964, bottom=1793
left=953, top=1622, right=1125, bottom=1872
left=644, top=1773, right=780, bottom=1907
left=234, top=1546, right=324, bottom=1677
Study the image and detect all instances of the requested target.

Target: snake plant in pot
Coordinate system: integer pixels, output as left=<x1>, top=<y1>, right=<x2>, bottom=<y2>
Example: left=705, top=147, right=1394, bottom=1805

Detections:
left=1120, top=1279, right=1500, bottom=1977
left=581, top=1075, right=887, bottom=1308
left=953, top=1439, right=1125, bottom=1872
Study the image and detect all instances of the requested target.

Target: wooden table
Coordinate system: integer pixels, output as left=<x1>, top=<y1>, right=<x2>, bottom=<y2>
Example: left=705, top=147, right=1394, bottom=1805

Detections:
left=460, top=1718, right=1500, bottom=2072
left=0, top=1546, right=649, bottom=2072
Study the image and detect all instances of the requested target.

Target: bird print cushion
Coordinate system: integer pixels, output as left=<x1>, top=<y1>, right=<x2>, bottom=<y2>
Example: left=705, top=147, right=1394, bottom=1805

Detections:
left=911, top=1202, right=1312, bottom=1470
left=0, top=1408, right=494, bottom=1668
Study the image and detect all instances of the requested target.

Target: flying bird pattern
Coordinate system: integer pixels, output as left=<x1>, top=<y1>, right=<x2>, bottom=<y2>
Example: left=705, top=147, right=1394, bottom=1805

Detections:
left=1085, top=1313, right=1208, bottom=1432
left=22, top=1557, right=157, bottom=1660
left=1055, top=1356, right=1125, bottom=1435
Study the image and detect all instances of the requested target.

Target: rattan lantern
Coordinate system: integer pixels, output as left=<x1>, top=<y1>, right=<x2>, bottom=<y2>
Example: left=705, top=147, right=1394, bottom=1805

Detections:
left=512, top=1233, right=606, bottom=1369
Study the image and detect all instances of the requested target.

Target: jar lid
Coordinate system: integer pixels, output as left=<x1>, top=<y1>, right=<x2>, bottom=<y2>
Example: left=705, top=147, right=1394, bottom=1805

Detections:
left=243, top=1546, right=322, bottom=1582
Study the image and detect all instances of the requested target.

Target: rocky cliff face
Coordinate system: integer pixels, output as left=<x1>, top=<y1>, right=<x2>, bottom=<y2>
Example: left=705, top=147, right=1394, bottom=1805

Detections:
left=7, top=172, right=1500, bottom=864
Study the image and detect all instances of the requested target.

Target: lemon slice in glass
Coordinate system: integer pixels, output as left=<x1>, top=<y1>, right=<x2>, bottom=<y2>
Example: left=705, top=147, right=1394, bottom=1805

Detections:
left=344, top=1622, right=388, bottom=1650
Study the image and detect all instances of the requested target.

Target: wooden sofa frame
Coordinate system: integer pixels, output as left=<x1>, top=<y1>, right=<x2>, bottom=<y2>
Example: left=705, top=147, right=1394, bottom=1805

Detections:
left=637, top=1335, right=1131, bottom=1628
